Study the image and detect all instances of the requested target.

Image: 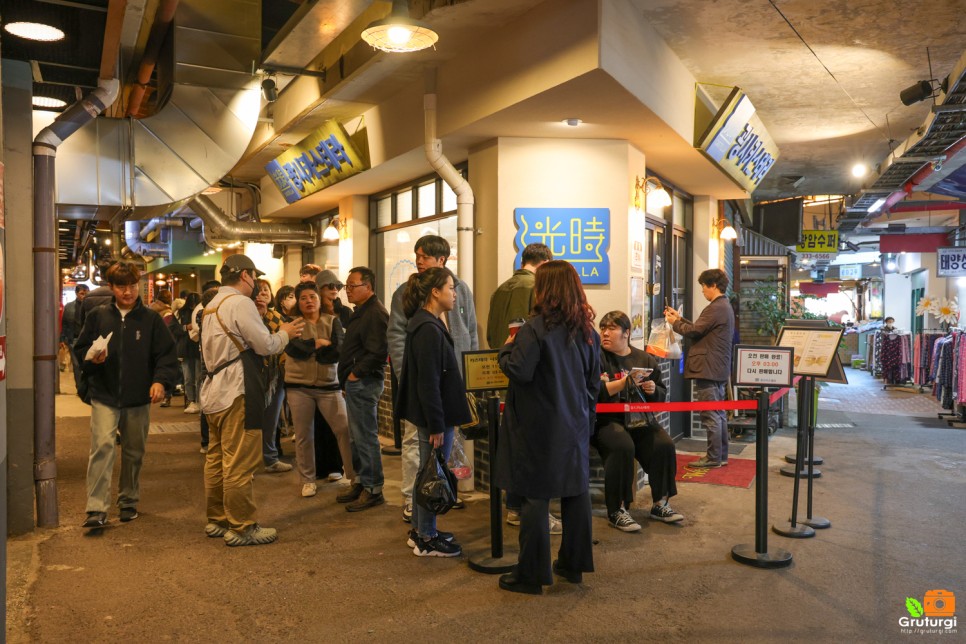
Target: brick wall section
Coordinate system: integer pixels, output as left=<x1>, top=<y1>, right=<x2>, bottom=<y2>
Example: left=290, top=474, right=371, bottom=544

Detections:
left=377, top=365, right=394, bottom=439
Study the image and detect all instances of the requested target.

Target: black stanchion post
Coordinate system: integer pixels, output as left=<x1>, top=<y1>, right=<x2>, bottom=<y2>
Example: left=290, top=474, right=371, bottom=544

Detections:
left=774, top=377, right=815, bottom=539
left=382, top=367, right=402, bottom=456
left=780, top=375, right=821, bottom=477
left=469, top=395, right=518, bottom=574
left=802, top=382, right=830, bottom=529
left=732, top=389, right=792, bottom=568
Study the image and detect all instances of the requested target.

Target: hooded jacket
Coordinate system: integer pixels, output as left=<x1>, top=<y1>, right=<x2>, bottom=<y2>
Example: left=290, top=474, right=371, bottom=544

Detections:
left=394, top=309, right=471, bottom=435
left=74, top=297, right=179, bottom=408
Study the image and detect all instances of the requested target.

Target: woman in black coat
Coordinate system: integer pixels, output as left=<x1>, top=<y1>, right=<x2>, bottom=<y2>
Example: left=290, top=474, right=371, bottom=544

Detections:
left=395, top=267, right=471, bottom=557
left=496, top=260, right=601, bottom=594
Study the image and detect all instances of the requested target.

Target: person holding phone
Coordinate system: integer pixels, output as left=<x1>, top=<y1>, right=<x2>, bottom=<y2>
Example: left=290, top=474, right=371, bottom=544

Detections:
left=597, top=311, right=683, bottom=530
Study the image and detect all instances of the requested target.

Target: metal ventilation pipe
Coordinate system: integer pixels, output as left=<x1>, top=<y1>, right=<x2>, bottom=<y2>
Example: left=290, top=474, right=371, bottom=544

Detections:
left=124, top=220, right=170, bottom=260
left=424, top=70, right=474, bottom=287
left=190, top=195, right=315, bottom=245
left=33, top=77, right=120, bottom=528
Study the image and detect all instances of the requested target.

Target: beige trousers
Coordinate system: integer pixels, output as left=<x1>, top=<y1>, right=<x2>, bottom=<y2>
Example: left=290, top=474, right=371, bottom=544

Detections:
left=204, top=396, right=263, bottom=532
left=286, top=387, right=356, bottom=484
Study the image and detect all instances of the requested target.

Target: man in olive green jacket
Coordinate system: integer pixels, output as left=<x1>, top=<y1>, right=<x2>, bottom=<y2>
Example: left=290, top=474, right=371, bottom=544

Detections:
left=486, top=243, right=553, bottom=348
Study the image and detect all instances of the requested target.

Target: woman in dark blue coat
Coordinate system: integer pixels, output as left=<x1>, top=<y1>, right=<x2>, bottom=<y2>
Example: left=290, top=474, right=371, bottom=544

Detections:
left=496, top=260, right=601, bottom=594
left=395, top=267, right=471, bottom=557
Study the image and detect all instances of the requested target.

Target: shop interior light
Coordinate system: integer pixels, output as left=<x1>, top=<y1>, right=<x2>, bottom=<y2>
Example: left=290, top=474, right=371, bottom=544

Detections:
left=33, top=96, right=67, bottom=109
left=396, top=229, right=411, bottom=243
left=103, top=238, right=111, bottom=246
left=361, top=0, right=439, bottom=53
left=4, top=22, right=65, bottom=42
left=323, top=220, right=340, bottom=241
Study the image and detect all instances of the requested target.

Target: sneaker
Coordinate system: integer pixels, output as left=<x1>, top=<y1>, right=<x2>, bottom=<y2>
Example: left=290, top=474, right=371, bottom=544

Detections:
left=650, top=503, right=684, bottom=523
left=336, top=483, right=364, bottom=504
left=506, top=510, right=521, bottom=526
left=119, top=506, right=139, bottom=522
left=402, top=502, right=413, bottom=523
left=452, top=498, right=466, bottom=510
left=686, top=456, right=722, bottom=469
left=301, top=483, right=317, bottom=498
left=265, top=461, right=293, bottom=473
left=327, top=472, right=343, bottom=482
left=346, top=490, right=385, bottom=512
left=406, top=529, right=455, bottom=548
left=609, top=508, right=642, bottom=532
left=204, top=522, right=228, bottom=538
left=199, top=446, right=208, bottom=454
left=184, top=402, right=200, bottom=414
left=224, top=524, right=277, bottom=547
left=160, top=396, right=171, bottom=408
left=549, top=513, right=563, bottom=535
left=413, top=535, right=462, bottom=557
left=82, top=511, right=107, bottom=529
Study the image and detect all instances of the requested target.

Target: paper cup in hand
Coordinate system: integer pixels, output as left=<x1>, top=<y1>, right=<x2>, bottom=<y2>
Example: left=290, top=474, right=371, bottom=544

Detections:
left=508, top=318, right=525, bottom=338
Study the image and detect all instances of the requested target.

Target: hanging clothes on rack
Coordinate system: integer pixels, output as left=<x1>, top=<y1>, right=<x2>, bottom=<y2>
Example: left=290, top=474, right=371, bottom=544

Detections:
left=932, top=332, right=960, bottom=409
left=914, top=331, right=946, bottom=385
left=874, top=330, right=912, bottom=385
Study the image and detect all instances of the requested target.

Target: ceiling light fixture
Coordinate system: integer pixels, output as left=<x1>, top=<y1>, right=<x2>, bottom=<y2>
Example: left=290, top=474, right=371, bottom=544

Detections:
left=899, top=75, right=949, bottom=106
left=4, top=22, right=65, bottom=42
left=33, top=96, right=67, bottom=109
left=361, top=0, right=439, bottom=53
left=563, top=118, right=582, bottom=127
left=261, top=78, right=278, bottom=103
left=851, top=163, right=867, bottom=178
left=868, top=197, right=887, bottom=213
left=323, top=219, right=340, bottom=241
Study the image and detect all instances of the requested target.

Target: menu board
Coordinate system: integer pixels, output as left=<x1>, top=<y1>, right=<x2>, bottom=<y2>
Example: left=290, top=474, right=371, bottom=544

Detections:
left=775, top=326, right=844, bottom=377
left=462, top=350, right=509, bottom=392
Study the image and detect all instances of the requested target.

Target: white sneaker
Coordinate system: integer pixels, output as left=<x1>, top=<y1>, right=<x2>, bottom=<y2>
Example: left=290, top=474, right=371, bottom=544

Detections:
left=265, top=461, right=293, bottom=473
left=184, top=402, right=201, bottom=414
left=327, top=471, right=344, bottom=482
left=549, top=513, right=563, bottom=535
left=301, top=483, right=317, bottom=498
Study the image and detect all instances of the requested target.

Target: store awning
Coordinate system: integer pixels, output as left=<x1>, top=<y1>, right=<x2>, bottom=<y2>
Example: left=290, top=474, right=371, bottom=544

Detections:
left=879, top=233, right=949, bottom=253
left=799, top=282, right=841, bottom=297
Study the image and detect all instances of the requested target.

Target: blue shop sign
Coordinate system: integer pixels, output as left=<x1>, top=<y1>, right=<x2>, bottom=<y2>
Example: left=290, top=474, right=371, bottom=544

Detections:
left=513, top=207, right=610, bottom=284
left=265, top=120, right=369, bottom=204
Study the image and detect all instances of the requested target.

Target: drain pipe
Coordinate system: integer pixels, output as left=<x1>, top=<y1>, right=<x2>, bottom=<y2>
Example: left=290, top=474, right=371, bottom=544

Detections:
left=33, top=77, right=120, bottom=528
left=424, top=70, right=474, bottom=288
left=190, top=195, right=315, bottom=245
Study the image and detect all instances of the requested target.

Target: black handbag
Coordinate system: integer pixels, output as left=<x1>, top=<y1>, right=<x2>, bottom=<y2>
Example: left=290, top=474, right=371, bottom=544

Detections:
left=624, top=377, right=651, bottom=428
left=414, top=447, right=458, bottom=515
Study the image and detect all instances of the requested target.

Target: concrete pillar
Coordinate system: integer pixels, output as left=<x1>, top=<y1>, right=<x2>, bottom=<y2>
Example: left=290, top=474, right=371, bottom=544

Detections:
left=2, top=60, right=36, bottom=537
left=338, top=195, right=370, bottom=278
left=692, top=196, right=717, bottom=318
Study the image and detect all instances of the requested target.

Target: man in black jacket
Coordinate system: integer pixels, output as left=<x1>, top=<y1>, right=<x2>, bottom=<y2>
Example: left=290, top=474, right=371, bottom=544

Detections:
left=74, top=262, right=179, bottom=528
left=336, top=266, right=390, bottom=512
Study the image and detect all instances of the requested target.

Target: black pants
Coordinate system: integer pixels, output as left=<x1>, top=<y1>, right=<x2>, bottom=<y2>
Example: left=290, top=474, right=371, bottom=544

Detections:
left=517, top=492, right=594, bottom=586
left=593, top=421, right=677, bottom=516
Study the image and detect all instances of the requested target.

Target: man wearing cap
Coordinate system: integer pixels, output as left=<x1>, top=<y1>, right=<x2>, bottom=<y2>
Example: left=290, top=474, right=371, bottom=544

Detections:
left=200, top=254, right=305, bottom=546
left=315, top=269, right=353, bottom=329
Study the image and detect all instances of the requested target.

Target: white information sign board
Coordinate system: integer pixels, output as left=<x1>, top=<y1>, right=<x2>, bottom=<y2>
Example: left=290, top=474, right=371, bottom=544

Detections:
left=937, top=247, right=966, bottom=277
left=733, top=345, right=794, bottom=387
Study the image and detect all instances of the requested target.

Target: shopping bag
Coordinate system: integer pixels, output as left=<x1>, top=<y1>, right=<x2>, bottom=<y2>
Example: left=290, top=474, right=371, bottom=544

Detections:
left=624, top=377, right=651, bottom=428
left=447, top=429, right=473, bottom=480
left=645, top=319, right=682, bottom=359
left=414, top=447, right=458, bottom=515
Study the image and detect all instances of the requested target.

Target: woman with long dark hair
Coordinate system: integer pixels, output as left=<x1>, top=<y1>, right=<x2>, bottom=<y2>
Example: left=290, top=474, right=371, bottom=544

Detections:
left=496, top=260, right=600, bottom=594
left=178, top=292, right=202, bottom=414
left=395, top=267, right=470, bottom=557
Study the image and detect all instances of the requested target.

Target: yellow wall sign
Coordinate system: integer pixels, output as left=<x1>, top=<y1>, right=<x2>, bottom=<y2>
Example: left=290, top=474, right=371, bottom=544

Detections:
left=796, top=230, right=839, bottom=254
left=696, top=88, right=779, bottom=193
left=265, top=120, right=369, bottom=204
left=462, top=350, right=509, bottom=392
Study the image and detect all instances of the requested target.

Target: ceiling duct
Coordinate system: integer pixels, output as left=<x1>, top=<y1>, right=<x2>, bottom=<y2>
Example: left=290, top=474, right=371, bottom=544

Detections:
left=47, top=0, right=262, bottom=220
left=190, top=194, right=315, bottom=245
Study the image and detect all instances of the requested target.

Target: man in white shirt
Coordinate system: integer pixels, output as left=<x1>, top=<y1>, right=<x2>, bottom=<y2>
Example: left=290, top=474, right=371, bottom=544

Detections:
left=200, top=254, right=304, bottom=546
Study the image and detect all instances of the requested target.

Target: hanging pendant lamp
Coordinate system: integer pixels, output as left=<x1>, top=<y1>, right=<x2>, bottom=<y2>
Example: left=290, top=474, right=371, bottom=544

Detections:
left=361, top=0, right=439, bottom=53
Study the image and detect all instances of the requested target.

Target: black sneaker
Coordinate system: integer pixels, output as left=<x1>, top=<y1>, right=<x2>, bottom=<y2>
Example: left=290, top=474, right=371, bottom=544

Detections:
left=650, top=503, right=684, bottom=523
left=608, top=508, right=642, bottom=532
left=413, top=535, right=462, bottom=557
left=82, top=511, right=107, bottom=528
left=406, top=529, right=455, bottom=548
left=346, top=490, right=385, bottom=512
left=336, top=483, right=364, bottom=504
left=119, top=506, right=139, bottom=522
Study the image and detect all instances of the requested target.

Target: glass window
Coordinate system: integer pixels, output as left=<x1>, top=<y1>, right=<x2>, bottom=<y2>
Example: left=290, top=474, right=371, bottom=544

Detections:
left=417, top=182, right=437, bottom=218
left=375, top=196, right=392, bottom=229
left=442, top=181, right=457, bottom=213
left=374, top=215, right=458, bottom=300
left=396, top=189, right=413, bottom=223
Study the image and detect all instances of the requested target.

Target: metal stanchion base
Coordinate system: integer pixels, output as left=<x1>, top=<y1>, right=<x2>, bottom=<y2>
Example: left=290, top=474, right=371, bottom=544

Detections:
left=784, top=454, right=823, bottom=465
left=731, top=544, right=793, bottom=569
left=468, top=550, right=519, bottom=574
left=772, top=522, right=816, bottom=538
left=801, top=516, right=831, bottom=529
left=381, top=446, right=402, bottom=456
left=780, top=466, right=821, bottom=478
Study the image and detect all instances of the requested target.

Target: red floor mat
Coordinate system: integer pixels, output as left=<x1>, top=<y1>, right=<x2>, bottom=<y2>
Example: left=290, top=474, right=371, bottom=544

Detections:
left=675, top=454, right=756, bottom=488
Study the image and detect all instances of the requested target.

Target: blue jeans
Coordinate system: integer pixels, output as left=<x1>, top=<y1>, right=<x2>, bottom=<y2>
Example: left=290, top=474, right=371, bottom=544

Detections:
left=261, top=382, right=285, bottom=466
left=182, top=357, right=200, bottom=403
left=694, top=379, right=728, bottom=463
left=344, top=375, right=384, bottom=493
left=412, top=426, right=454, bottom=540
